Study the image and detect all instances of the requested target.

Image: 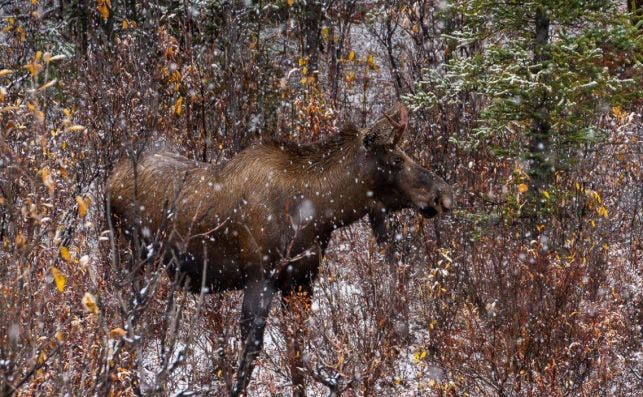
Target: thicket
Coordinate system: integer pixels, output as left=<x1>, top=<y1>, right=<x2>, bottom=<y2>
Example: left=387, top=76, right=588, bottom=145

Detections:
left=1, top=1, right=640, bottom=396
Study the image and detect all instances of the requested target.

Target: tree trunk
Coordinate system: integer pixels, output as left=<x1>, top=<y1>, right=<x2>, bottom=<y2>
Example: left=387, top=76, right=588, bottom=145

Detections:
left=302, top=1, right=323, bottom=81
left=528, top=6, right=551, bottom=192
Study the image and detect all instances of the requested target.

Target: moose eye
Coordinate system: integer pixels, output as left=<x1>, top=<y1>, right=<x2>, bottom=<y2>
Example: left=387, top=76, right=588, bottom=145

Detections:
left=389, top=155, right=403, bottom=168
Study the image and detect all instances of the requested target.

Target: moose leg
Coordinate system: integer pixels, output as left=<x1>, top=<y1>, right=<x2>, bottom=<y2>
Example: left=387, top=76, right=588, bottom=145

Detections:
left=232, top=280, right=276, bottom=397
left=279, top=239, right=327, bottom=397
left=281, top=284, right=313, bottom=397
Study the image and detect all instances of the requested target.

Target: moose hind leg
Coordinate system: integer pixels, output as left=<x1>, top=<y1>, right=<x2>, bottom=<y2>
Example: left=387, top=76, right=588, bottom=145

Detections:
left=232, top=280, right=276, bottom=397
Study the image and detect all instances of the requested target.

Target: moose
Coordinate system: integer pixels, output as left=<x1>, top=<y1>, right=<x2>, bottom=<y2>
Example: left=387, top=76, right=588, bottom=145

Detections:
left=107, top=104, right=452, bottom=396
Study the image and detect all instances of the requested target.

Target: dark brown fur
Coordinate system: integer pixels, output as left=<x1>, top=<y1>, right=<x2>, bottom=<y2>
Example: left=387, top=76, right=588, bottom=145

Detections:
left=107, top=105, right=452, bottom=396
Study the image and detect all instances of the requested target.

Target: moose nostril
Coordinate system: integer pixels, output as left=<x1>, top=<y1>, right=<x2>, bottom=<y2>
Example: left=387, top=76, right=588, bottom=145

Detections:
left=441, top=194, right=452, bottom=210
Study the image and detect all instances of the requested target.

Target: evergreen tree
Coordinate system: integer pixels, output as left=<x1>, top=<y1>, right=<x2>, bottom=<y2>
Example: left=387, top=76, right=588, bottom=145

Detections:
left=409, top=0, right=640, bottom=217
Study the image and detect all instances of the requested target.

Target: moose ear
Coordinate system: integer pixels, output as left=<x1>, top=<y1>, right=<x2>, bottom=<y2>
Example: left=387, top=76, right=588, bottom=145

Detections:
left=363, top=103, right=409, bottom=147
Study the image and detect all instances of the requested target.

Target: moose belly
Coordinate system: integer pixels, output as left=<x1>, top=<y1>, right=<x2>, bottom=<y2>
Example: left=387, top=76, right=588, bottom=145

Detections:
left=166, top=246, right=247, bottom=293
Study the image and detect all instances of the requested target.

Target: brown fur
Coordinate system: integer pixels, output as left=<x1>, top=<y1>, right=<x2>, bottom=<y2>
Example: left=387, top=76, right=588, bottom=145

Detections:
left=107, top=105, right=452, bottom=395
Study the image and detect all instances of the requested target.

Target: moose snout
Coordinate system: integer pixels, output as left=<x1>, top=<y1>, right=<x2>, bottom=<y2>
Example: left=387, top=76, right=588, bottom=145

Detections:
left=406, top=167, right=453, bottom=218
left=416, top=187, right=452, bottom=218
left=437, top=189, right=453, bottom=212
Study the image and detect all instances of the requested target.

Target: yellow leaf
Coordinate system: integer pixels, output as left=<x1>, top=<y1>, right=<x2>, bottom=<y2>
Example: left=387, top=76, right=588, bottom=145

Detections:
left=321, top=26, right=329, bottom=40
left=109, top=327, right=127, bottom=338
left=0, top=69, right=13, bottom=77
left=517, top=183, right=528, bottom=193
left=15, top=232, right=27, bottom=250
left=25, top=63, right=38, bottom=76
left=298, top=57, right=307, bottom=67
left=46, top=54, right=66, bottom=63
left=59, top=246, right=72, bottom=262
left=287, top=0, right=295, bottom=6
left=27, top=101, right=45, bottom=123
left=39, top=166, right=55, bottom=195
left=82, top=292, right=99, bottom=314
left=55, top=331, right=64, bottom=342
left=413, top=350, right=427, bottom=363
left=76, top=195, right=90, bottom=218
left=37, top=79, right=58, bottom=91
left=611, top=106, right=626, bottom=123
left=592, top=190, right=602, bottom=204
left=366, top=54, right=377, bottom=70
left=173, top=96, right=183, bottom=116
left=347, top=50, right=356, bottom=61
left=66, top=124, right=86, bottom=132
left=596, top=206, right=608, bottom=218
left=542, top=190, right=550, bottom=199
left=51, top=267, right=66, bottom=292
left=1, top=105, right=20, bottom=113
left=122, top=19, right=129, bottom=30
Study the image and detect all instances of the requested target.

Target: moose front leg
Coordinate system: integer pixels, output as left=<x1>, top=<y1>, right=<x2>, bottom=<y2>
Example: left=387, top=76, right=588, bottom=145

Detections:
left=281, top=283, right=313, bottom=397
left=232, top=279, right=276, bottom=397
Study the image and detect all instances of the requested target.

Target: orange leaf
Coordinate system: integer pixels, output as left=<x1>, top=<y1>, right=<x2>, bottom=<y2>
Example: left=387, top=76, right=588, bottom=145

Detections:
left=76, top=195, right=90, bottom=218
left=97, top=0, right=111, bottom=21
left=109, top=327, right=127, bottom=338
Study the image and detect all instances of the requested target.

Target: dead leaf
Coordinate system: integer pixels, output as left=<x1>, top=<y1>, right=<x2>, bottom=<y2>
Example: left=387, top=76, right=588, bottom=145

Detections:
left=82, top=292, right=99, bottom=314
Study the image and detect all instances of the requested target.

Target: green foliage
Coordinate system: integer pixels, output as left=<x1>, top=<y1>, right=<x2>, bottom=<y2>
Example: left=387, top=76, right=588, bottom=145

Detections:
left=410, top=0, right=641, bottom=161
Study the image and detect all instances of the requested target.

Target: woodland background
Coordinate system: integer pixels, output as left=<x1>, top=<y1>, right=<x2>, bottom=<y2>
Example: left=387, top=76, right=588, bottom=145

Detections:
left=0, top=1, right=641, bottom=396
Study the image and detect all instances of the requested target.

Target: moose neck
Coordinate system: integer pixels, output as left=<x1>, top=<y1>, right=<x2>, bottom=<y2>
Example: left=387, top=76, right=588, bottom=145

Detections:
left=291, top=133, right=375, bottom=233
